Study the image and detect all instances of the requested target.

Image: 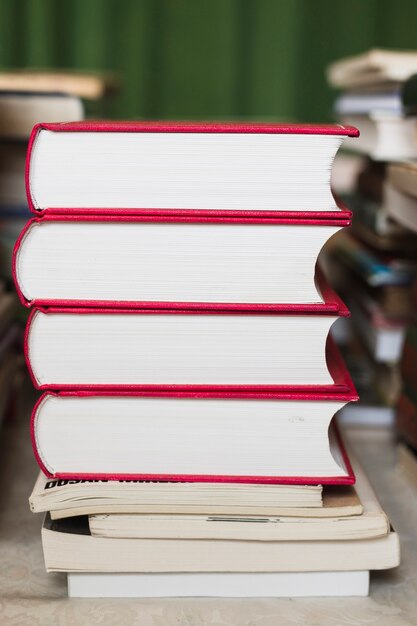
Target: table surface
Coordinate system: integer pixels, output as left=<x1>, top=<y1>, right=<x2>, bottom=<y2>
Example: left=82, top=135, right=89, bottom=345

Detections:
left=1, top=389, right=416, bottom=626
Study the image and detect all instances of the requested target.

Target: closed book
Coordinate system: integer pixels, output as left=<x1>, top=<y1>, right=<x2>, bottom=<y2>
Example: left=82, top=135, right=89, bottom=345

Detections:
left=14, top=215, right=349, bottom=309
left=41, top=513, right=399, bottom=573
left=31, top=389, right=356, bottom=483
left=26, top=121, right=357, bottom=218
left=334, top=85, right=417, bottom=117
left=87, top=448, right=386, bottom=540
left=30, top=471, right=364, bottom=519
left=24, top=292, right=351, bottom=392
left=30, top=471, right=329, bottom=518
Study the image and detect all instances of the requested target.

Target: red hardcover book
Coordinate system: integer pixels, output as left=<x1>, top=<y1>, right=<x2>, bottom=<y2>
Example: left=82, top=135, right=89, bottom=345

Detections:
left=24, top=284, right=353, bottom=390
left=26, top=121, right=358, bottom=218
left=14, top=215, right=349, bottom=310
left=31, top=389, right=356, bottom=484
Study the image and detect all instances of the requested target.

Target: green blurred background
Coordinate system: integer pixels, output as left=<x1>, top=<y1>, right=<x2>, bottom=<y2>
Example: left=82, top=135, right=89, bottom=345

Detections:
left=1, top=0, right=417, bottom=121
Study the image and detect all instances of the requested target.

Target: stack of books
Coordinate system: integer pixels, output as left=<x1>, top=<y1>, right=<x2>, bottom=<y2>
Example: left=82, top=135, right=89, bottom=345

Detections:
left=14, top=121, right=399, bottom=598
left=328, top=49, right=417, bottom=160
left=327, top=50, right=417, bottom=426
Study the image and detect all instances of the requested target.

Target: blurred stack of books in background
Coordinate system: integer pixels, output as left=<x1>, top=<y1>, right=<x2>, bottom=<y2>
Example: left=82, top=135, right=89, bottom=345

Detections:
left=326, top=50, right=417, bottom=444
left=0, top=70, right=113, bottom=431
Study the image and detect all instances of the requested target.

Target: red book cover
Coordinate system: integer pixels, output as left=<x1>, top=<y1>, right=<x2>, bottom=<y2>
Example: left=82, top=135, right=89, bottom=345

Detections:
left=26, top=121, right=358, bottom=219
left=31, top=391, right=355, bottom=485
left=14, top=215, right=350, bottom=310
left=24, top=292, right=355, bottom=392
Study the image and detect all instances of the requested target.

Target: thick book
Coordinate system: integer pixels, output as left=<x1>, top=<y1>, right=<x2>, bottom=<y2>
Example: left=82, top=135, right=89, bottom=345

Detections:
left=41, top=513, right=400, bottom=572
left=67, top=571, right=370, bottom=598
left=31, top=389, right=356, bottom=483
left=26, top=121, right=357, bottom=218
left=30, top=471, right=364, bottom=519
left=87, top=449, right=386, bottom=540
left=14, top=215, right=349, bottom=309
left=24, top=300, right=351, bottom=392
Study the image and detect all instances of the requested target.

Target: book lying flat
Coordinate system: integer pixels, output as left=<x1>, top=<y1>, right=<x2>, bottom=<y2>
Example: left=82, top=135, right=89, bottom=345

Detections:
left=0, top=70, right=115, bottom=99
left=31, top=389, right=355, bottom=483
left=25, top=302, right=351, bottom=392
left=347, top=295, right=406, bottom=363
left=26, top=121, right=357, bottom=217
left=41, top=513, right=399, bottom=572
left=30, top=471, right=329, bottom=518
left=0, top=93, right=83, bottom=140
left=88, top=449, right=386, bottom=540
left=327, top=49, right=417, bottom=89
left=67, top=570, right=370, bottom=598
left=334, top=87, right=415, bottom=117
left=14, top=216, right=348, bottom=309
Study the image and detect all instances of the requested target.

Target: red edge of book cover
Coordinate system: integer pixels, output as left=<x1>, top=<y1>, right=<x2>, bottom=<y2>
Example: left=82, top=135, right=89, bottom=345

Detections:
left=30, top=392, right=355, bottom=485
left=25, top=120, right=358, bottom=216
left=23, top=303, right=357, bottom=393
left=13, top=217, right=350, bottom=310
left=23, top=120, right=359, bottom=485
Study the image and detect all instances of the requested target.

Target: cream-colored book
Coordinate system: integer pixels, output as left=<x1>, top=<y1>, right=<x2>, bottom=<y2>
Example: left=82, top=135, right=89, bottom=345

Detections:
left=30, top=471, right=364, bottom=520
left=41, top=513, right=399, bottom=573
left=0, top=70, right=115, bottom=99
left=88, top=451, right=386, bottom=541
left=327, top=49, right=417, bottom=88
left=397, top=443, right=417, bottom=489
